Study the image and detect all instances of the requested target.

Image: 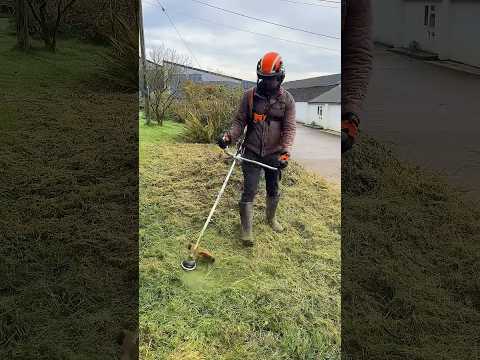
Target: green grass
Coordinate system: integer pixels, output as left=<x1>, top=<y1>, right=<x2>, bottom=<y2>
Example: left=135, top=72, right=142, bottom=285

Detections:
left=139, top=124, right=341, bottom=359
left=0, top=29, right=137, bottom=358
left=342, top=135, right=480, bottom=359
left=0, top=17, right=9, bottom=32
left=139, top=112, right=185, bottom=144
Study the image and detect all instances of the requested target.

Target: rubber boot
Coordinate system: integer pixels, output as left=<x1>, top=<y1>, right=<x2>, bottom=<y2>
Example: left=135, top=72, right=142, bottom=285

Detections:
left=266, top=196, right=283, bottom=233
left=239, top=202, right=254, bottom=246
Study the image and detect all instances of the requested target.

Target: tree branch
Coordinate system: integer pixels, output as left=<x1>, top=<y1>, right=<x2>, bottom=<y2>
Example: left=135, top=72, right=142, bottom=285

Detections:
left=26, top=0, right=42, bottom=26
left=55, top=0, right=77, bottom=32
left=38, top=1, right=47, bottom=28
left=61, top=0, right=77, bottom=18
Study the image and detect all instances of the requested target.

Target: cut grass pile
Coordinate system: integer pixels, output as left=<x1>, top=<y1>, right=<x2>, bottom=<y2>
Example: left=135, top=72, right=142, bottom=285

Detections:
left=139, top=121, right=341, bottom=359
left=0, top=31, right=137, bottom=358
left=342, top=135, right=480, bottom=359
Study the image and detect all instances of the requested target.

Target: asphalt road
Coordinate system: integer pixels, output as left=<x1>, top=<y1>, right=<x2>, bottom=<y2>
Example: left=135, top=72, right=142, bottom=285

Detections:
left=291, top=124, right=341, bottom=184
left=363, top=45, right=480, bottom=197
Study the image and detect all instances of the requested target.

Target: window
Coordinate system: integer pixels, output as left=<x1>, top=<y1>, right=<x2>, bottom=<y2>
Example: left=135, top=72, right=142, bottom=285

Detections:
left=424, top=5, right=429, bottom=26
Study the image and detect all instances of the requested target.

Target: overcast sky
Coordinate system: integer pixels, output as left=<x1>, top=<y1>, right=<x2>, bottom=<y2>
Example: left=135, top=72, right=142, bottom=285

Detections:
left=142, top=0, right=341, bottom=82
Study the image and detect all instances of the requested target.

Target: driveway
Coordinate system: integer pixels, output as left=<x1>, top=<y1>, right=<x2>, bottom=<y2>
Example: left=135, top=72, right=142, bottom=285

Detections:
left=291, top=124, right=340, bottom=184
left=363, top=45, right=480, bottom=197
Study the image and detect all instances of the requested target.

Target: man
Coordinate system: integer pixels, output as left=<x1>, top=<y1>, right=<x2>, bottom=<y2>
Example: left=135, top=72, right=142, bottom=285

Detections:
left=217, top=51, right=296, bottom=246
left=341, top=0, right=373, bottom=153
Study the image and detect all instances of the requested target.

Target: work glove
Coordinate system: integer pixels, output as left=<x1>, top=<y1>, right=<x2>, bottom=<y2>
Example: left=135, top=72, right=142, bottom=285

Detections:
left=278, top=151, right=290, bottom=169
left=216, top=132, right=231, bottom=150
left=341, top=112, right=360, bottom=153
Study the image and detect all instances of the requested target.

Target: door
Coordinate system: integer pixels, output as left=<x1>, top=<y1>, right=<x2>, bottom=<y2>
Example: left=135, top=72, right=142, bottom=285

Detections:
left=317, top=104, right=323, bottom=125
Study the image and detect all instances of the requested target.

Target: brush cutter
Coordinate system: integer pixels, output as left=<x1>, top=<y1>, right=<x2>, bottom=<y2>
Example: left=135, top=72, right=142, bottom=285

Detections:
left=181, top=128, right=278, bottom=271
left=223, top=150, right=278, bottom=171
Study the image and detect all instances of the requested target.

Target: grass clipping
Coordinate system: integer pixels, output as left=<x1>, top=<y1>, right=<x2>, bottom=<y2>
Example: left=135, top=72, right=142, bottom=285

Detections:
left=0, top=32, right=138, bottom=358
left=342, top=135, right=480, bottom=359
left=140, top=142, right=341, bottom=359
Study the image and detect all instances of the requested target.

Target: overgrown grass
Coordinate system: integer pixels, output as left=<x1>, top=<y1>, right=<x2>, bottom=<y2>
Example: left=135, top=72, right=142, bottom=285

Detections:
left=342, top=135, right=480, bottom=359
left=0, top=30, right=137, bottom=358
left=97, top=14, right=138, bottom=92
left=139, top=124, right=341, bottom=359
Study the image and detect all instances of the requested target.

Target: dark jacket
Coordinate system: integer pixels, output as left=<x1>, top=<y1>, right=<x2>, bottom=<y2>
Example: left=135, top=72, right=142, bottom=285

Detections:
left=342, top=0, right=373, bottom=117
left=227, top=86, right=296, bottom=156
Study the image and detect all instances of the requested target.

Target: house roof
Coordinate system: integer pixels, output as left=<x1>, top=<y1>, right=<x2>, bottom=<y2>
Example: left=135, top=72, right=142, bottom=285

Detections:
left=309, top=85, right=341, bottom=104
left=163, top=60, right=243, bottom=82
left=145, top=59, right=158, bottom=66
left=286, top=85, right=337, bottom=102
left=283, top=73, right=341, bottom=89
left=283, top=73, right=341, bottom=103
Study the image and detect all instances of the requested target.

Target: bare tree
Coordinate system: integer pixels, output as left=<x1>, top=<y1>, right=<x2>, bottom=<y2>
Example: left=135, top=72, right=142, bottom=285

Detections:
left=26, top=0, right=77, bottom=52
left=16, top=0, right=30, bottom=51
left=146, top=45, right=190, bottom=126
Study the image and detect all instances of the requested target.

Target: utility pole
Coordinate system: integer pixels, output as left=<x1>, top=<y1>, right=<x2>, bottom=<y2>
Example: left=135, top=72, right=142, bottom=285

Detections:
left=139, top=0, right=151, bottom=124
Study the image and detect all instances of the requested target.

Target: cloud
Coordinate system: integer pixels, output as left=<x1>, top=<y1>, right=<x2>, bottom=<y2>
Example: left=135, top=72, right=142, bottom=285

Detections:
left=143, top=0, right=340, bottom=81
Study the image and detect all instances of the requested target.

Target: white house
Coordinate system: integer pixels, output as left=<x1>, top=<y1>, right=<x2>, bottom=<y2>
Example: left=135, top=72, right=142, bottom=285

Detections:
left=371, top=0, right=480, bottom=67
left=283, top=74, right=341, bottom=132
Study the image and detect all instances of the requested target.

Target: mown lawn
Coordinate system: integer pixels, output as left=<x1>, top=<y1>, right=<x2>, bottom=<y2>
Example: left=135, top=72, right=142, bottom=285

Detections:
left=0, top=27, right=137, bottom=359
left=139, top=112, right=185, bottom=144
left=139, top=121, right=341, bottom=359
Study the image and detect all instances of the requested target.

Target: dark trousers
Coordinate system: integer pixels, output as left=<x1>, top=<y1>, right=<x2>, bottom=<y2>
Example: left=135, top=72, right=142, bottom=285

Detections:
left=240, top=149, right=281, bottom=203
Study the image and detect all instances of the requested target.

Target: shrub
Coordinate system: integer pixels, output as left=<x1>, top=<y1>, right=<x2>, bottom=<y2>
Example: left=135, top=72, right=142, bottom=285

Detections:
left=173, top=81, right=243, bottom=143
left=97, top=15, right=138, bottom=92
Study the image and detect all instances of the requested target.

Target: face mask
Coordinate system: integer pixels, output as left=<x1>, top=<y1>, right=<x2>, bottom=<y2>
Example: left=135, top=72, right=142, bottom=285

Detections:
left=258, top=77, right=281, bottom=96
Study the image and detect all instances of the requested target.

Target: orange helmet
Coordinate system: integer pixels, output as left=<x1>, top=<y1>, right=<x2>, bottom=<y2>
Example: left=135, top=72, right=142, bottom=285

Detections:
left=256, top=51, right=285, bottom=80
